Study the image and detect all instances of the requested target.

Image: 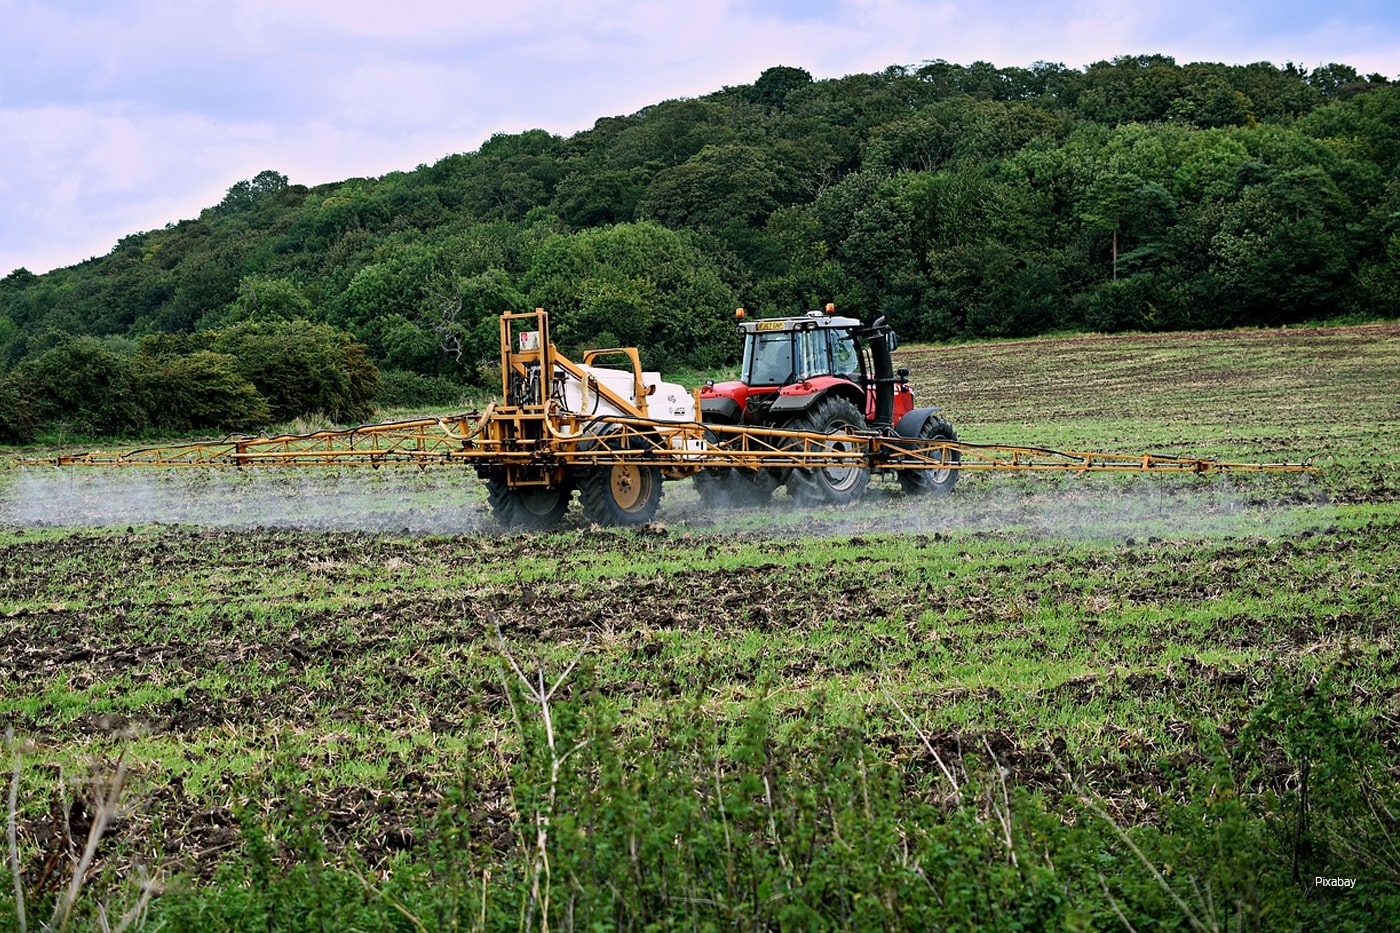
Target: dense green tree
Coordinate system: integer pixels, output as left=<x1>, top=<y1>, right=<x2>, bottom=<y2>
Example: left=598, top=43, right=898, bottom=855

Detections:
left=553, top=168, right=647, bottom=227
left=638, top=144, right=783, bottom=229
left=217, top=170, right=290, bottom=213
left=1307, top=63, right=1385, bottom=99
left=864, top=110, right=958, bottom=174
left=0, top=374, right=33, bottom=442
left=606, top=100, right=737, bottom=171
left=327, top=243, right=439, bottom=334
left=748, top=66, right=813, bottom=109
left=522, top=222, right=737, bottom=368
left=368, top=314, right=441, bottom=373
left=200, top=274, right=316, bottom=329
left=1355, top=234, right=1400, bottom=316
left=1299, top=84, right=1400, bottom=176
left=0, top=313, right=19, bottom=369
left=1075, top=54, right=1188, bottom=124
left=1208, top=178, right=1350, bottom=323
left=444, top=267, right=529, bottom=377
left=1167, top=73, right=1255, bottom=127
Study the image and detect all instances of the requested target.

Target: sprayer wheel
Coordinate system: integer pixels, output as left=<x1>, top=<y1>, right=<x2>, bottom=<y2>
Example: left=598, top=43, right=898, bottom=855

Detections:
left=486, top=476, right=573, bottom=530
left=578, top=427, right=663, bottom=526
left=581, top=462, right=662, bottom=525
left=898, top=415, right=960, bottom=496
left=783, top=396, right=871, bottom=507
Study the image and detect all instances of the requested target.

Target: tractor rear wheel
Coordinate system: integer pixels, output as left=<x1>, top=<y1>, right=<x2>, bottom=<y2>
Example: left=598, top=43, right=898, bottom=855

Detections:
left=579, top=428, right=664, bottom=526
left=487, top=476, right=573, bottom=530
left=898, top=415, right=960, bottom=496
left=783, top=396, right=871, bottom=507
left=693, top=427, right=778, bottom=509
left=694, top=467, right=778, bottom=509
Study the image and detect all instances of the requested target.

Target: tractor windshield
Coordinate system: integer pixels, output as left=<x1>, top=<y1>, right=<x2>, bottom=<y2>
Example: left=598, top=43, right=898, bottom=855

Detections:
left=742, top=332, right=794, bottom=386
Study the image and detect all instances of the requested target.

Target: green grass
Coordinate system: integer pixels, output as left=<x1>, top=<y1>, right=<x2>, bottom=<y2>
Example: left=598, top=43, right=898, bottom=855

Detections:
left=2, top=323, right=1399, bottom=929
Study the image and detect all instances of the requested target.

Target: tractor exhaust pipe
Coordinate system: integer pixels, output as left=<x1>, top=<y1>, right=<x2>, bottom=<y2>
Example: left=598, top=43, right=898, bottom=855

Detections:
left=868, top=316, right=895, bottom=428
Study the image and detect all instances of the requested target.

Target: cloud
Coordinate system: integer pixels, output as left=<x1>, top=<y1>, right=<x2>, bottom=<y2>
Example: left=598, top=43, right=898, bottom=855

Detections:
left=1, top=0, right=1398, bottom=275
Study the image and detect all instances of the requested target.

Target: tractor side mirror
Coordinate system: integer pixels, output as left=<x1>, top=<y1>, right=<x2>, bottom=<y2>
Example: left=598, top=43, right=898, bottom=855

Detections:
left=887, top=331, right=899, bottom=351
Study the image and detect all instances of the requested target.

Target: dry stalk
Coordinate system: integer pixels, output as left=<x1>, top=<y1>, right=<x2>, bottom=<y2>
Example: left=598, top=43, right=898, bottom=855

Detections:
left=1098, top=871, right=1140, bottom=933
left=1059, top=757, right=1212, bottom=933
left=349, top=869, right=429, bottom=933
left=100, top=865, right=157, bottom=933
left=982, top=737, right=1017, bottom=867
left=881, top=683, right=962, bottom=806
left=50, top=753, right=129, bottom=933
left=496, top=627, right=590, bottom=933
left=761, top=774, right=789, bottom=874
left=7, top=733, right=28, bottom=933
left=8, top=741, right=157, bottom=933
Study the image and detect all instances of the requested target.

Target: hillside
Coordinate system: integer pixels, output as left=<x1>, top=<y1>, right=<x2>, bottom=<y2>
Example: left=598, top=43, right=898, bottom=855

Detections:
left=2, top=55, right=1399, bottom=441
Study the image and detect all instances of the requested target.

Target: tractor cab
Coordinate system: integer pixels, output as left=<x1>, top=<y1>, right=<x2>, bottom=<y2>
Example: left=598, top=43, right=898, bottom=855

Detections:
left=740, top=311, right=866, bottom=388
left=701, top=305, right=913, bottom=429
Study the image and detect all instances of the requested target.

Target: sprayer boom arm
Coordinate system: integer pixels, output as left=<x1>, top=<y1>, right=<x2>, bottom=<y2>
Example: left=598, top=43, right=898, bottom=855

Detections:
left=31, top=414, right=1315, bottom=476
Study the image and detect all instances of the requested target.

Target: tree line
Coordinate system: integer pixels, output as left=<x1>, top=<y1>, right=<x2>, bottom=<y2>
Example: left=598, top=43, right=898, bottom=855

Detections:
left=2, top=54, right=1397, bottom=440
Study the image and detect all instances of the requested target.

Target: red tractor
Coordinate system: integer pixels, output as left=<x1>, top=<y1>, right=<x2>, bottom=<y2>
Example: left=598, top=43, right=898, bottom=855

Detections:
left=697, top=305, right=959, bottom=507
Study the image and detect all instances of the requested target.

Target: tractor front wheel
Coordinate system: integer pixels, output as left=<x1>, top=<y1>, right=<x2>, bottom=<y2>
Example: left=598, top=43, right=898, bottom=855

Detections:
left=783, top=396, right=871, bottom=507
left=898, top=415, right=960, bottom=496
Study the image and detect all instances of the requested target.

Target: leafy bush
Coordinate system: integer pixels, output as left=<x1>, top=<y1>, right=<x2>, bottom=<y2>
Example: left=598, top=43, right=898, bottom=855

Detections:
left=522, top=222, right=739, bottom=370
left=133, top=350, right=272, bottom=432
left=9, top=335, right=145, bottom=435
left=372, top=369, right=473, bottom=409
left=0, top=374, right=34, bottom=442
left=197, top=274, right=316, bottom=330
left=211, top=319, right=380, bottom=424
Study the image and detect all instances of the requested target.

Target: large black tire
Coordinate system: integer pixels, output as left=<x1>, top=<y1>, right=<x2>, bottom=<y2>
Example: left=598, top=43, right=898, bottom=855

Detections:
left=898, top=415, right=960, bottom=496
left=783, top=396, right=871, bottom=507
left=579, top=428, right=664, bottom=526
left=693, top=427, right=778, bottom=509
left=693, top=467, right=778, bottom=509
left=486, top=476, right=573, bottom=530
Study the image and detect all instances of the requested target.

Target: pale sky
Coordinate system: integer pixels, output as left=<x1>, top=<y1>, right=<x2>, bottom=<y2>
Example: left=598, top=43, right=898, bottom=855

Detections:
left=2, top=0, right=1398, bottom=277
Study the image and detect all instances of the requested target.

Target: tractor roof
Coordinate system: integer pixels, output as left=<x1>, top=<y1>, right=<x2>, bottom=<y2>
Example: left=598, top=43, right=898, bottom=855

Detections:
left=737, top=310, right=863, bottom=334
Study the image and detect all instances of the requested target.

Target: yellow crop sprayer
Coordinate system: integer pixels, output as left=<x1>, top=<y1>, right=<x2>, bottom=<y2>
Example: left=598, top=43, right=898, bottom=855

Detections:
left=32, top=307, right=1316, bottom=529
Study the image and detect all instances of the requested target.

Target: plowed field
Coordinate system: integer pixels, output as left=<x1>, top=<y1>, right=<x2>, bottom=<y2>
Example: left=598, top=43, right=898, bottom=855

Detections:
left=3, top=323, right=1398, bottom=926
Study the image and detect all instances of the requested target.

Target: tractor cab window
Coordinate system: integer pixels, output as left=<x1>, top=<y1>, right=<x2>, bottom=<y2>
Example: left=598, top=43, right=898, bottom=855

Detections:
left=743, top=331, right=794, bottom=386
left=794, top=329, right=829, bottom=381
left=831, top=331, right=859, bottom=379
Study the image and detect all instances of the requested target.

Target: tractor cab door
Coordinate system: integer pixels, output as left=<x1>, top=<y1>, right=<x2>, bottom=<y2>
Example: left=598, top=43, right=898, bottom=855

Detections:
left=830, top=329, right=863, bottom=385
left=796, top=327, right=864, bottom=386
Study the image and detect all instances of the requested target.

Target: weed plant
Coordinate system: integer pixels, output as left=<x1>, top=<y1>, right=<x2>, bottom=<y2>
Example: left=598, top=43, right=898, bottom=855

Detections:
left=31, top=668, right=1385, bottom=931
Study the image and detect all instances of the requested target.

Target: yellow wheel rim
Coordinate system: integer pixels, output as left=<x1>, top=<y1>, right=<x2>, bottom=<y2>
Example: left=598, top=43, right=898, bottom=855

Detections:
left=610, top=464, right=649, bottom=512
